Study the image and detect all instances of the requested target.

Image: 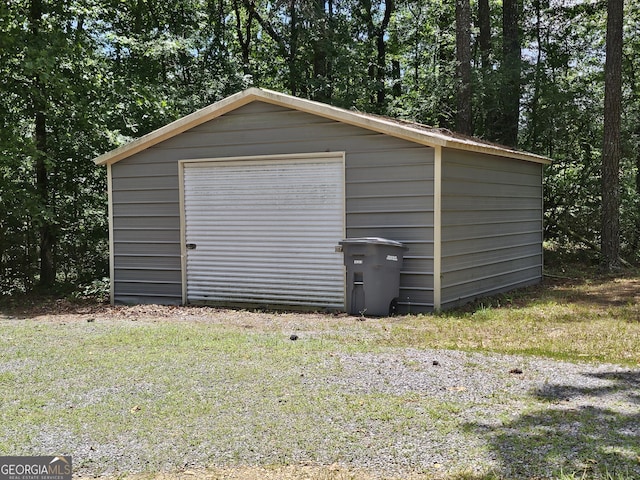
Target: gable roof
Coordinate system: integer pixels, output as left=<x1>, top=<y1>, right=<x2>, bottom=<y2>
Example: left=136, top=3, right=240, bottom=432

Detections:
left=93, top=87, right=551, bottom=166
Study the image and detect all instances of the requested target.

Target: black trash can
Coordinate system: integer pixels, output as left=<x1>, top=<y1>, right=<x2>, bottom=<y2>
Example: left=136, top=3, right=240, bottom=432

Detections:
left=338, top=237, right=408, bottom=317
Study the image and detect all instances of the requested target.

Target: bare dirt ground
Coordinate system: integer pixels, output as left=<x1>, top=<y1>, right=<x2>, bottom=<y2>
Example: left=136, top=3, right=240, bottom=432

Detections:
left=4, top=272, right=640, bottom=323
left=1, top=298, right=365, bottom=332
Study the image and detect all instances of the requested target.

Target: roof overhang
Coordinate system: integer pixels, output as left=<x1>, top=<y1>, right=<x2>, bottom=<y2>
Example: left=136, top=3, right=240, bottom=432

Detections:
left=93, top=87, right=551, bottom=166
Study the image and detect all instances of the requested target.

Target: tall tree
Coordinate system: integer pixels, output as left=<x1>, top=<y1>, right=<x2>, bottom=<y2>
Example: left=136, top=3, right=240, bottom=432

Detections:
left=601, top=0, right=624, bottom=271
left=524, top=0, right=544, bottom=151
left=455, top=0, right=472, bottom=134
left=242, top=0, right=302, bottom=94
left=1, top=0, right=113, bottom=292
left=310, top=0, right=333, bottom=102
left=29, top=0, right=55, bottom=286
left=358, top=0, right=395, bottom=112
left=476, top=0, right=493, bottom=137
left=232, top=0, right=255, bottom=77
left=477, top=0, right=491, bottom=70
left=500, top=0, right=521, bottom=146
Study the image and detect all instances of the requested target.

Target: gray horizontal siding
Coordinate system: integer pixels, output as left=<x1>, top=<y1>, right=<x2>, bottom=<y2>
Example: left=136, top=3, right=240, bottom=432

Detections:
left=443, top=220, right=542, bottom=243
left=442, top=242, right=540, bottom=272
left=110, top=162, right=182, bottom=303
left=443, top=209, right=541, bottom=225
left=440, top=273, right=541, bottom=311
left=115, top=255, right=181, bottom=270
left=110, top=101, right=434, bottom=311
left=440, top=149, right=543, bottom=308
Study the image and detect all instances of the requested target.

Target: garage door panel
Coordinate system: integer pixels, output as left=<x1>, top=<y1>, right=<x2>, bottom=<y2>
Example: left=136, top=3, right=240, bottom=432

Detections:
left=183, top=154, right=345, bottom=308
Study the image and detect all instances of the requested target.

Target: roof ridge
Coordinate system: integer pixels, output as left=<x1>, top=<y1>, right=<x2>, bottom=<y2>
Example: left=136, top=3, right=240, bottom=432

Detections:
left=94, top=88, right=551, bottom=166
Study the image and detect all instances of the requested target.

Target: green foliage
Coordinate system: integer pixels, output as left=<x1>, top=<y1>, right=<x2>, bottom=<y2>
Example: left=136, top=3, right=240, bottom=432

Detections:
left=0, top=0, right=112, bottom=294
left=71, top=276, right=110, bottom=302
left=1, top=0, right=639, bottom=295
left=518, top=0, right=639, bottom=264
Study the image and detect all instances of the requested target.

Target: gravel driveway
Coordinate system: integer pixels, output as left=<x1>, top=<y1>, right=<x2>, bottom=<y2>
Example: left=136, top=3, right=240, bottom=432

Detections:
left=1, top=305, right=638, bottom=479
left=326, top=348, right=639, bottom=478
left=59, top=344, right=640, bottom=478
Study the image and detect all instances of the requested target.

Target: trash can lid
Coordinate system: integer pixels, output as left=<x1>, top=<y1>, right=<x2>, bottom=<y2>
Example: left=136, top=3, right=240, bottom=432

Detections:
left=339, top=237, right=407, bottom=248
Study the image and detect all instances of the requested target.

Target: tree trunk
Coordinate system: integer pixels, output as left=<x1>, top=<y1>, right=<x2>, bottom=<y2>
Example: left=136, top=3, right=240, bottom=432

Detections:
left=601, top=0, right=624, bottom=272
left=478, top=0, right=491, bottom=70
left=477, top=0, right=492, bottom=137
left=634, top=132, right=640, bottom=252
left=288, top=0, right=299, bottom=95
left=391, top=59, right=401, bottom=97
left=378, top=0, right=394, bottom=108
left=375, top=31, right=386, bottom=107
left=361, top=0, right=394, bottom=112
left=525, top=0, right=543, bottom=150
left=326, top=0, right=334, bottom=100
left=242, top=0, right=292, bottom=91
left=233, top=0, right=253, bottom=77
left=500, top=0, right=520, bottom=147
left=30, top=0, right=55, bottom=286
left=312, top=0, right=330, bottom=102
left=455, top=0, right=472, bottom=135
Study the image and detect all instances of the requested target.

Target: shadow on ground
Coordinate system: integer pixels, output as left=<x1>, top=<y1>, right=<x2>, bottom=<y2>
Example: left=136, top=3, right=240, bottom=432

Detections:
left=446, top=268, right=640, bottom=316
left=466, top=370, right=640, bottom=479
left=547, top=277, right=640, bottom=308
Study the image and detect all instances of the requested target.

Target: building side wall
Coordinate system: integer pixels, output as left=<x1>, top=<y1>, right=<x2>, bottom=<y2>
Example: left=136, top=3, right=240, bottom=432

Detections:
left=110, top=101, right=435, bottom=310
left=439, top=149, right=543, bottom=309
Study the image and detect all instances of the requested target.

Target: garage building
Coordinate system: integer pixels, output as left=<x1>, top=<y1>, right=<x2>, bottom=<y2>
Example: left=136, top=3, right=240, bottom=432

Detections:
left=94, top=88, right=550, bottom=313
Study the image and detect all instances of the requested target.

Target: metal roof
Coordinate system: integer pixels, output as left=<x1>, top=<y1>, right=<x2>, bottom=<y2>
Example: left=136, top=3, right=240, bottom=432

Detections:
left=94, top=87, right=551, bottom=166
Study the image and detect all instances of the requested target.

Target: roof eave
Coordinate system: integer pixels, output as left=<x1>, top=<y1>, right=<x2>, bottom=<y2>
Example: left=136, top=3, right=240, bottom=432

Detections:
left=440, top=138, right=551, bottom=164
left=93, top=89, right=261, bottom=166
left=252, top=88, right=449, bottom=147
left=229, top=89, right=551, bottom=165
left=94, top=87, right=551, bottom=166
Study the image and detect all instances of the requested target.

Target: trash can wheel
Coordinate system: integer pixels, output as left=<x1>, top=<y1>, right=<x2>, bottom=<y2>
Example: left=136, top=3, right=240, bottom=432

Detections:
left=389, top=298, right=399, bottom=317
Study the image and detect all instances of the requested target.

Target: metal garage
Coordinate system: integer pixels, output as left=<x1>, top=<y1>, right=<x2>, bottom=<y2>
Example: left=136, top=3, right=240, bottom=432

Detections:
left=94, top=88, right=550, bottom=313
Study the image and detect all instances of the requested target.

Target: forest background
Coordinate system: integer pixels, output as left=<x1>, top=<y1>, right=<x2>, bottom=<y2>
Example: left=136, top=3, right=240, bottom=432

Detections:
left=0, top=0, right=638, bottom=295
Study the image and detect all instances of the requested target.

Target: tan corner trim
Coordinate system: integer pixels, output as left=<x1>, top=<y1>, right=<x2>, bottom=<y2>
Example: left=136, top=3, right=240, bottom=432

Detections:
left=107, top=164, right=115, bottom=305
left=433, top=146, right=442, bottom=312
left=178, top=161, right=188, bottom=305
left=180, top=151, right=345, bottom=166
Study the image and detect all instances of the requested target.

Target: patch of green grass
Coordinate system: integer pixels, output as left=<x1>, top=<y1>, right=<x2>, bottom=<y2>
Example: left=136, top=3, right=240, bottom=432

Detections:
left=1, top=270, right=639, bottom=479
left=555, top=468, right=639, bottom=480
left=0, top=322, right=438, bottom=470
left=344, top=273, right=640, bottom=366
left=0, top=313, right=638, bottom=480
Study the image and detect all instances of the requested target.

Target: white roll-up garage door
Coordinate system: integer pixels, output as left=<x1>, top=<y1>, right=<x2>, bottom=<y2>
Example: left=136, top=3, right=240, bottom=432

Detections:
left=181, top=153, right=345, bottom=308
